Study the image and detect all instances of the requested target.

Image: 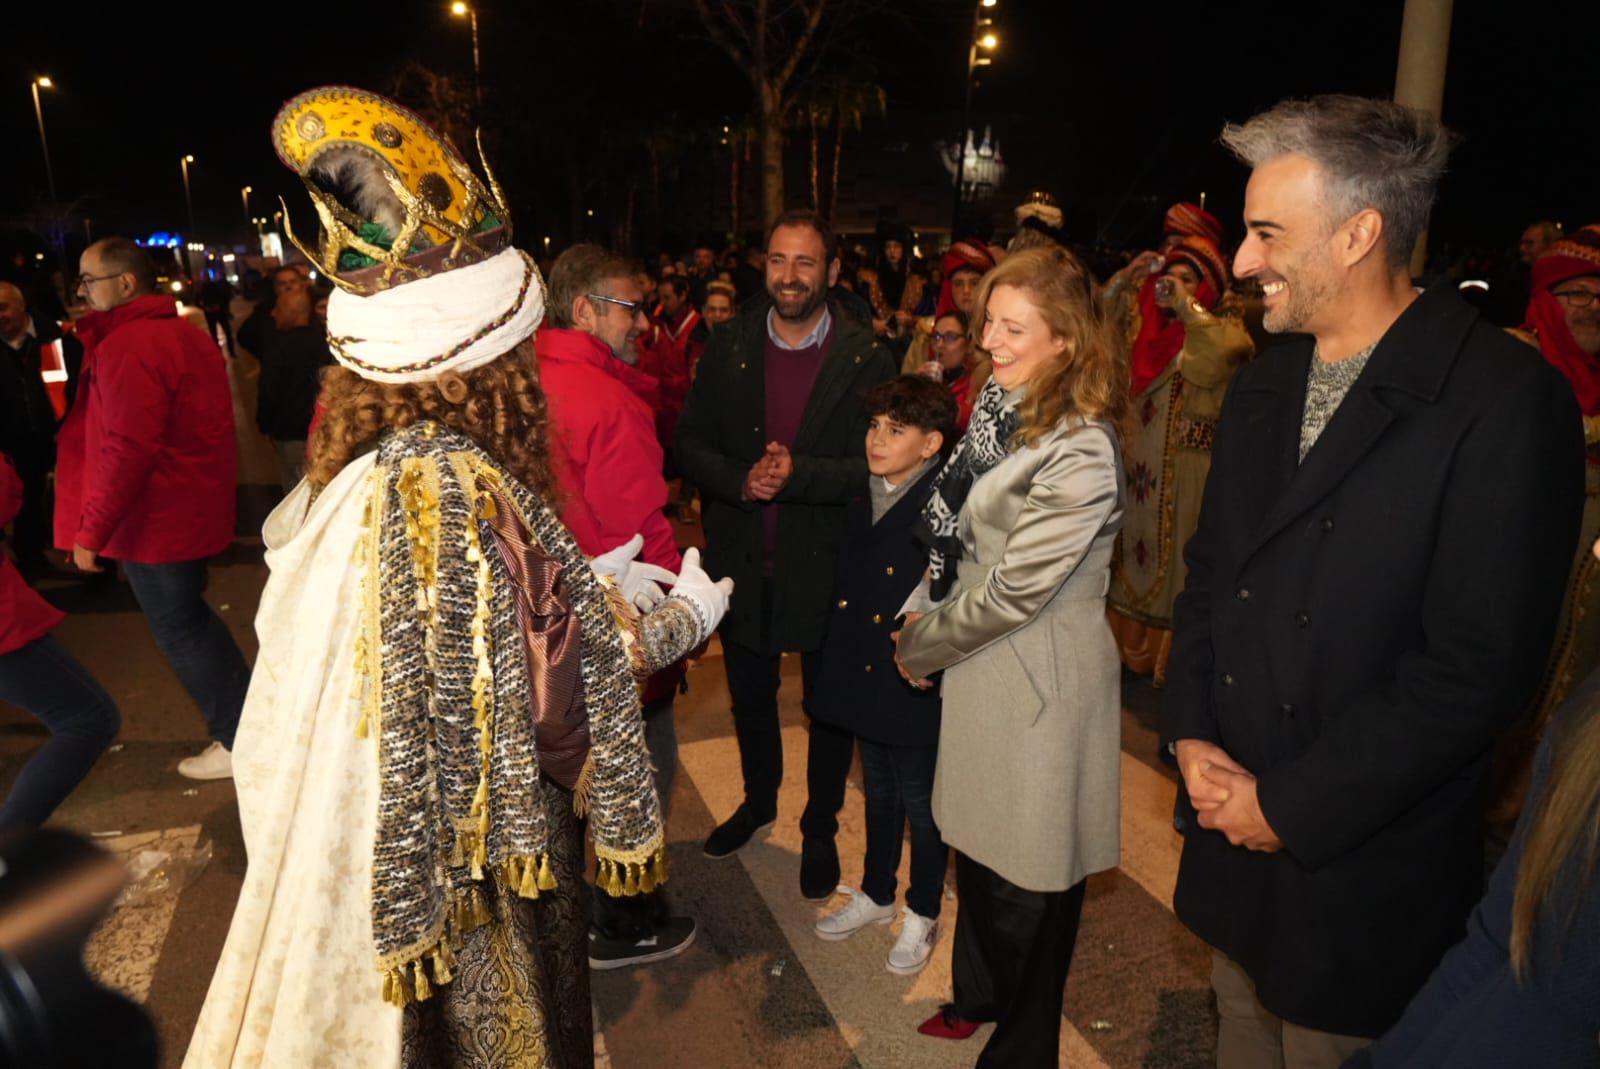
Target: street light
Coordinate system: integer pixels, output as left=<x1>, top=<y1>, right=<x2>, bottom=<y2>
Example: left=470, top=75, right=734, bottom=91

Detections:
left=951, top=3, right=1000, bottom=236
left=449, top=2, right=483, bottom=116
left=30, top=76, right=58, bottom=213
left=241, top=185, right=253, bottom=224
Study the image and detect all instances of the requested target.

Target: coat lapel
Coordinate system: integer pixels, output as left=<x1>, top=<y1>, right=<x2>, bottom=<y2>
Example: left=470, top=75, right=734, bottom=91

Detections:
left=1241, top=285, right=1474, bottom=562
left=795, top=308, right=871, bottom=452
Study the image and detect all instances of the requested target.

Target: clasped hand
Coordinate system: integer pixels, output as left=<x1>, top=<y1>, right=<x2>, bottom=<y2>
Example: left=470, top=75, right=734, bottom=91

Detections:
left=1174, top=739, right=1282, bottom=853
left=742, top=442, right=793, bottom=502
left=889, top=611, right=933, bottom=690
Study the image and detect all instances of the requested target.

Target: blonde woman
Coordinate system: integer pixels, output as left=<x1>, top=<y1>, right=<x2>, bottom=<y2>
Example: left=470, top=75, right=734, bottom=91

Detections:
left=894, top=246, right=1128, bottom=1066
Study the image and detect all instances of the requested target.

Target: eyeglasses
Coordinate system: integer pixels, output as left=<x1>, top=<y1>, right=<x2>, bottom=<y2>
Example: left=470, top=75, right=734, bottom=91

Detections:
left=931, top=331, right=966, bottom=344
left=587, top=292, right=648, bottom=317
left=75, top=272, right=125, bottom=290
left=1552, top=289, right=1600, bottom=309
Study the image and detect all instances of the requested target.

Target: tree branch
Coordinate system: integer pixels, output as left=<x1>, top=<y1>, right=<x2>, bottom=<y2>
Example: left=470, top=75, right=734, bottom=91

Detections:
left=692, top=0, right=751, bottom=75
left=773, top=0, right=829, bottom=95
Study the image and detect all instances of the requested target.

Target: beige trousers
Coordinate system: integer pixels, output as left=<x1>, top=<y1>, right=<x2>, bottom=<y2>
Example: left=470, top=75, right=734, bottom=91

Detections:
left=1211, top=952, right=1371, bottom=1069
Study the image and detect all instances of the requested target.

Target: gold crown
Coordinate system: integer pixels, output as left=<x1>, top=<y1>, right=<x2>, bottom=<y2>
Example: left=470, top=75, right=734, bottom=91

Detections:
left=272, top=86, right=512, bottom=295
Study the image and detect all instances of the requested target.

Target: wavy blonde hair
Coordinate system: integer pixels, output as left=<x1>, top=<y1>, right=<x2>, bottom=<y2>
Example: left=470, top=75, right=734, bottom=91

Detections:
left=307, top=342, right=558, bottom=502
left=971, top=246, right=1127, bottom=448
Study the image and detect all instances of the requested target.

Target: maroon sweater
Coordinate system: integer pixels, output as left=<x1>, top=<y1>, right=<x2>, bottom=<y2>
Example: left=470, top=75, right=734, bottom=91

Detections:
left=760, top=316, right=835, bottom=573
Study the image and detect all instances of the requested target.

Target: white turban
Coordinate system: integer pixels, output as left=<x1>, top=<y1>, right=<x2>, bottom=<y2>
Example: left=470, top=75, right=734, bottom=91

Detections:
left=325, top=247, right=545, bottom=384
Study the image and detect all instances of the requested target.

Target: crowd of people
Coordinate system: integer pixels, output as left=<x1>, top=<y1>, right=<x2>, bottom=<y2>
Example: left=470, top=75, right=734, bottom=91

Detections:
left=0, top=84, right=1597, bottom=1069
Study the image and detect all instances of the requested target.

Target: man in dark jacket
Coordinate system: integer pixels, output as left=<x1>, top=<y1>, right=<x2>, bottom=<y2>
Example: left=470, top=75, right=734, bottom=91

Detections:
left=677, top=211, right=897, bottom=896
left=255, top=281, right=331, bottom=491
left=1161, top=96, right=1585, bottom=1069
left=0, top=281, right=81, bottom=576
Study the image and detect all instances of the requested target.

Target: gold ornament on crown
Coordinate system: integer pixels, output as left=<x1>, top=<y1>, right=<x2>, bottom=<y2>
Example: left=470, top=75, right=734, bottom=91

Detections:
left=271, top=86, right=513, bottom=296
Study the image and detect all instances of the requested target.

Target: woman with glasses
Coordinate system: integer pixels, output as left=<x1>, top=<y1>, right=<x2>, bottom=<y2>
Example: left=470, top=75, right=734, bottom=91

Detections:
left=911, top=309, right=988, bottom=433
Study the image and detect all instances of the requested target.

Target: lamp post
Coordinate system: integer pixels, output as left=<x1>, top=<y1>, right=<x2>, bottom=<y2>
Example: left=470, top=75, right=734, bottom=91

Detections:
left=950, top=1, right=999, bottom=238
left=449, top=2, right=483, bottom=117
left=241, top=185, right=253, bottom=226
left=30, top=77, right=57, bottom=207
left=180, top=155, right=197, bottom=277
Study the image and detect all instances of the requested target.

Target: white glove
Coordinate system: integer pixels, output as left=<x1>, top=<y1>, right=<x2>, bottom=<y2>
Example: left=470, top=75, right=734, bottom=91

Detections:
left=666, top=547, right=734, bottom=641
left=590, top=534, right=678, bottom=612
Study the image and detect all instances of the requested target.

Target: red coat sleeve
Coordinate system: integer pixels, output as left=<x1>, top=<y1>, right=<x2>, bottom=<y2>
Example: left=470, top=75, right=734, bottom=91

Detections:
left=582, top=398, right=681, bottom=572
left=0, top=454, right=22, bottom=527
left=76, top=333, right=176, bottom=551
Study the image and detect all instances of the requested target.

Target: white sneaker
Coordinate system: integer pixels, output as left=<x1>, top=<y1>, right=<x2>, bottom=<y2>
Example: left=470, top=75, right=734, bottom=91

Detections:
left=813, top=886, right=895, bottom=942
left=886, top=908, right=938, bottom=975
left=178, top=741, right=233, bottom=780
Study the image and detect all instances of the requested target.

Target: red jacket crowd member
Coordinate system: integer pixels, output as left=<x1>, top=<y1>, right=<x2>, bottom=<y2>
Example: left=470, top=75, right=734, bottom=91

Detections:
left=0, top=451, right=121, bottom=824
left=57, top=238, right=249, bottom=781
left=534, top=243, right=697, bottom=969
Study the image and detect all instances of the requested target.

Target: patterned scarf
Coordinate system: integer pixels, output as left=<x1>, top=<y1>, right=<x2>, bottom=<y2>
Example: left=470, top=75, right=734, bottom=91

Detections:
left=359, top=423, right=664, bottom=1006
left=916, top=377, right=1020, bottom=599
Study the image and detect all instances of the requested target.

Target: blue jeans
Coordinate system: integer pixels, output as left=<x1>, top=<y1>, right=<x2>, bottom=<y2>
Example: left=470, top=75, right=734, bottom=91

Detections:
left=858, top=739, right=947, bottom=919
left=0, top=635, right=121, bottom=826
left=122, top=559, right=249, bottom=749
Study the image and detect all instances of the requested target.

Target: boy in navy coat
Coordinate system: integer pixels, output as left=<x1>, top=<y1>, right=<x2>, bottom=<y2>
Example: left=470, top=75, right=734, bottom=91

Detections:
left=811, top=375, right=956, bottom=975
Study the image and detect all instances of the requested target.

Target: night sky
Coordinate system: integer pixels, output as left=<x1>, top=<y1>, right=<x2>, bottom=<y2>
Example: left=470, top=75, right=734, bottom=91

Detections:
left=3, top=1, right=1593, bottom=258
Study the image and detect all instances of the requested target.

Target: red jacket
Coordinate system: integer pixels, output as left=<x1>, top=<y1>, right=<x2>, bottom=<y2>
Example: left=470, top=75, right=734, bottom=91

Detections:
left=535, top=328, right=680, bottom=572
left=1, top=454, right=65, bottom=654
left=54, top=295, right=237, bottom=563
left=536, top=328, right=685, bottom=703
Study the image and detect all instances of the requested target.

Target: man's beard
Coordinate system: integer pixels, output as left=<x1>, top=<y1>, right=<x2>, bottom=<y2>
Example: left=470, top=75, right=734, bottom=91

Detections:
left=769, top=281, right=825, bottom=322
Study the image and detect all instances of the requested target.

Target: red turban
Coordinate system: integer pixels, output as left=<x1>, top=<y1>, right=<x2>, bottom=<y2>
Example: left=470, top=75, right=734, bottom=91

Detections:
left=1164, top=202, right=1223, bottom=245
left=937, top=239, right=998, bottom=317
left=1523, top=224, right=1600, bottom=415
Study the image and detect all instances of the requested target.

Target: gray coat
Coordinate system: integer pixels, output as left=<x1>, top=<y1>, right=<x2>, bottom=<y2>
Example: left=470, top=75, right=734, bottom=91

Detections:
left=899, top=415, right=1125, bottom=892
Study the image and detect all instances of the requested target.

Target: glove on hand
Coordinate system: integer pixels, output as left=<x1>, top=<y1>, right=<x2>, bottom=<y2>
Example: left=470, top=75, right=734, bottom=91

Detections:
left=665, top=547, right=734, bottom=642
left=590, top=534, right=678, bottom=611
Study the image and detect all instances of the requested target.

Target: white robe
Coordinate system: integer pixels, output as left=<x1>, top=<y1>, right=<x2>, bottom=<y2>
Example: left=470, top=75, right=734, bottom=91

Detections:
left=184, top=454, right=404, bottom=1068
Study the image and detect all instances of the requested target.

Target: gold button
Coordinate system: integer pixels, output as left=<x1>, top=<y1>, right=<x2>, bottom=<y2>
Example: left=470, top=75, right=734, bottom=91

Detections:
left=864, top=665, right=873, bottom=673
left=837, top=599, right=848, bottom=609
left=885, top=566, right=895, bottom=576
left=872, top=614, right=882, bottom=624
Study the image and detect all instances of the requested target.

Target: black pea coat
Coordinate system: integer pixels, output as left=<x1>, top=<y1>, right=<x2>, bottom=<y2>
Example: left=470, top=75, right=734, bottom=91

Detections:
left=1160, top=284, right=1585, bottom=1038
left=676, top=300, right=897, bottom=654
left=811, top=464, right=944, bottom=747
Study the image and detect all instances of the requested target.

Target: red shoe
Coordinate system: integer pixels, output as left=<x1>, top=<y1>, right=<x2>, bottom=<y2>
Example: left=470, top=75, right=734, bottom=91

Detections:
left=917, top=1005, right=981, bottom=1040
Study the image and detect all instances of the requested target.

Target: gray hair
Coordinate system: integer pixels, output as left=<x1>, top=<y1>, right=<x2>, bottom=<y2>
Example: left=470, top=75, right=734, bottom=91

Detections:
left=545, top=243, right=638, bottom=329
left=91, top=237, right=158, bottom=294
left=1220, top=95, right=1453, bottom=269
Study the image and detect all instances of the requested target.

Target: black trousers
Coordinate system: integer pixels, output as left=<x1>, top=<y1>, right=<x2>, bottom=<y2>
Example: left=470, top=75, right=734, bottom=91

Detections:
left=720, top=582, right=853, bottom=840
left=952, top=851, right=1087, bottom=1069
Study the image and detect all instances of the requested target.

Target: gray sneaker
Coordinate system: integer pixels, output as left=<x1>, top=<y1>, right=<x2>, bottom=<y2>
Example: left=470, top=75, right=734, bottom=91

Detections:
left=886, top=908, right=938, bottom=975
left=178, top=741, right=232, bottom=780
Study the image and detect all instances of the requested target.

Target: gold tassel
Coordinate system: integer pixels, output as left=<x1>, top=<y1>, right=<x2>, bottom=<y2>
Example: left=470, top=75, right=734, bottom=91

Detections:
left=414, top=961, right=432, bottom=1001
left=655, top=850, right=669, bottom=885
left=518, top=856, right=540, bottom=898
left=639, top=862, right=657, bottom=894
left=432, top=947, right=453, bottom=986
left=355, top=710, right=369, bottom=739
left=623, top=862, right=639, bottom=896
left=382, top=970, right=398, bottom=1007
left=537, top=852, right=557, bottom=891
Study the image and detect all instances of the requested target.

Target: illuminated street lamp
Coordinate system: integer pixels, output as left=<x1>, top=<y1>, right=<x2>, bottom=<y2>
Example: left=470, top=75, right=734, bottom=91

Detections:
left=951, top=4, right=1001, bottom=234
left=180, top=155, right=196, bottom=239
left=241, top=185, right=253, bottom=224
left=449, top=2, right=483, bottom=116
left=30, top=76, right=57, bottom=207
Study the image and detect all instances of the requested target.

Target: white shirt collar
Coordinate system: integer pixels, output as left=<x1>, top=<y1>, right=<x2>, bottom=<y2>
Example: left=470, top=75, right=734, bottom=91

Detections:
left=765, top=304, right=832, bottom=351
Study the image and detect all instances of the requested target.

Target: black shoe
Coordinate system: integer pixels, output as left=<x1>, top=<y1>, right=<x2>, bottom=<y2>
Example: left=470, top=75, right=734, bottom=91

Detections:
left=703, top=805, right=776, bottom=859
left=588, top=915, right=697, bottom=970
left=800, top=837, right=840, bottom=901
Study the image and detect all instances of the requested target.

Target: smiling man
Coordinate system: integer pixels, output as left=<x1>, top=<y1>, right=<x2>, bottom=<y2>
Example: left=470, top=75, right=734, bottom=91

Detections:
left=1161, top=96, right=1585, bottom=1068
left=677, top=211, right=896, bottom=896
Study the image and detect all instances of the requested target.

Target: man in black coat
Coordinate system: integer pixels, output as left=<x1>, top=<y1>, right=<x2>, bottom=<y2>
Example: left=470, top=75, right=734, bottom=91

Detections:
left=677, top=211, right=896, bottom=896
left=0, top=281, right=82, bottom=576
left=1161, top=95, right=1585, bottom=1069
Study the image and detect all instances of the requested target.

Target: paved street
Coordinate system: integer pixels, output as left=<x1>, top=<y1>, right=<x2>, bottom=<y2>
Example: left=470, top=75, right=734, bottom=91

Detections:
left=1, top=344, right=1219, bottom=1068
